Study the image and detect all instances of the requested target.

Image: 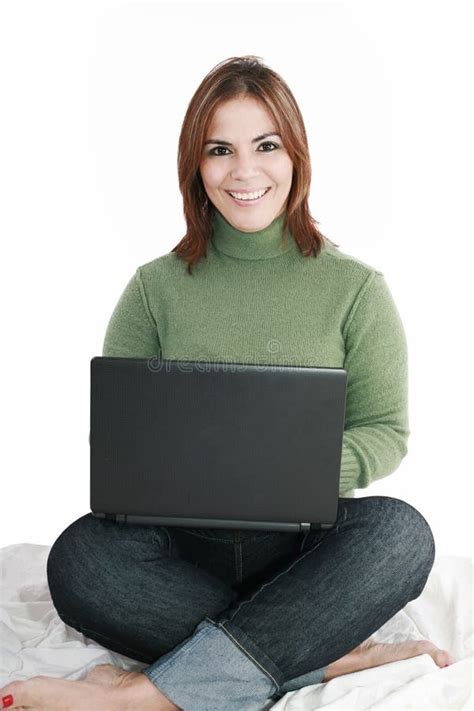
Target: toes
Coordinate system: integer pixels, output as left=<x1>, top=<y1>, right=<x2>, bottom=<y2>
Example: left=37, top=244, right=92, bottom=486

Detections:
left=419, top=643, right=455, bottom=668
left=434, top=649, right=456, bottom=667
left=406, top=640, right=456, bottom=669
left=1, top=679, right=34, bottom=708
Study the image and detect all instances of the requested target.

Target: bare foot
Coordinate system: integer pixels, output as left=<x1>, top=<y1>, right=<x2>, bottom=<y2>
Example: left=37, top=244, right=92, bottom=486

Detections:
left=0, top=666, right=182, bottom=710
left=323, top=636, right=455, bottom=681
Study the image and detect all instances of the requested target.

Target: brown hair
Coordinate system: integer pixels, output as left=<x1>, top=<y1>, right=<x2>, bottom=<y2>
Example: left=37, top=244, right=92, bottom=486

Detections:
left=172, top=55, right=338, bottom=275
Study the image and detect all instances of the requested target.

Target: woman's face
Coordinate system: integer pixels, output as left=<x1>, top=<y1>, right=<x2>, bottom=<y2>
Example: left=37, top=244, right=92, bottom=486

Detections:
left=199, top=95, right=293, bottom=233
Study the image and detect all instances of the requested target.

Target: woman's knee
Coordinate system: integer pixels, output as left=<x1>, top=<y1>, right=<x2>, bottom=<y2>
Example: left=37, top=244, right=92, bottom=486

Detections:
left=47, top=514, right=102, bottom=613
left=46, top=514, right=169, bottom=617
left=354, top=495, right=435, bottom=580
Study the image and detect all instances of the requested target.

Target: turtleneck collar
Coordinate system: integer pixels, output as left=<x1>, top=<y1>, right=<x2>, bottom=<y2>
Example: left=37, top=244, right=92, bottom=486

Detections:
left=210, top=208, right=297, bottom=260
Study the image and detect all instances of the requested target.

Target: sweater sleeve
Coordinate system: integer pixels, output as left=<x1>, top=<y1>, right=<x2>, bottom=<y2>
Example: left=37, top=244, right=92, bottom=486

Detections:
left=102, top=267, right=161, bottom=358
left=339, top=271, right=410, bottom=495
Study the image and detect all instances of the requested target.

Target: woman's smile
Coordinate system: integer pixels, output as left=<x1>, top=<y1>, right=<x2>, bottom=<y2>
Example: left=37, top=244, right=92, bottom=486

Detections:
left=226, top=187, right=272, bottom=207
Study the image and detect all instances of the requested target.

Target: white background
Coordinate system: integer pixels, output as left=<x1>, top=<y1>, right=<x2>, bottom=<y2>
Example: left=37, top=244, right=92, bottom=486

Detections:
left=1, top=0, right=472, bottom=557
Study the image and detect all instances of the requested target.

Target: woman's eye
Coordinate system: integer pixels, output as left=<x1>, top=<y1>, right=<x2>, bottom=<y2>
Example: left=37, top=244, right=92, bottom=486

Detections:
left=208, top=142, right=279, bottom=157
left=209, top=146, right=231, bottom=156
left=259, top=142, right=278, bottom=152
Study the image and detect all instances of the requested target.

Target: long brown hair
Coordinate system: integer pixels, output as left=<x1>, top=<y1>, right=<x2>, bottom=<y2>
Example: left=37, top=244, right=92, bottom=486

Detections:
left=172, top=55, right=338, bottom=275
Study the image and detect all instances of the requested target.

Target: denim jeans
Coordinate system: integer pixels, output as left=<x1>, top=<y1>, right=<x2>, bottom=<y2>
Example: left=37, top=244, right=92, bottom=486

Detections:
left=46, top=496, right=435, bottom=710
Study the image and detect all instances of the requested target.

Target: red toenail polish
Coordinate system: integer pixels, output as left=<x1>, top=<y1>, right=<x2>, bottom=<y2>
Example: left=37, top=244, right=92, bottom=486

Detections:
left=2, top=695, right=14, bottom=708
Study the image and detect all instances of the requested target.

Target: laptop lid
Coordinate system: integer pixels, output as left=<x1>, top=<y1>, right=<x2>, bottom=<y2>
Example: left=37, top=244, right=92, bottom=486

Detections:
left=90, top=357, right=347, bottom=532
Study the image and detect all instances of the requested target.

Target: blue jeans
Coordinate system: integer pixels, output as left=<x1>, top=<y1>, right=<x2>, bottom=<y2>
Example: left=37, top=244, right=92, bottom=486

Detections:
left=46, top=496, right=435, bottom=710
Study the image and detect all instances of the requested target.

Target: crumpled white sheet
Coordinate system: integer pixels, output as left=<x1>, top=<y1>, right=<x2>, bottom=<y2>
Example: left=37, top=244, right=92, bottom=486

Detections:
left=1, top=544, right=472, bottom=710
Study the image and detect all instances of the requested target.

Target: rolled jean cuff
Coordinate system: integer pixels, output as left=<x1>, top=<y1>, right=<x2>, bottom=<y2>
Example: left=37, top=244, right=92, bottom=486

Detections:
left=142, top=619, right=278, bottom=711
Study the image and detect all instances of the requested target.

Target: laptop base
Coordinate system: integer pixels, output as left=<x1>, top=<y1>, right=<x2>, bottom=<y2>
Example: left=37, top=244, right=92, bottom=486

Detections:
left=92, top=512, right=334, bottom=532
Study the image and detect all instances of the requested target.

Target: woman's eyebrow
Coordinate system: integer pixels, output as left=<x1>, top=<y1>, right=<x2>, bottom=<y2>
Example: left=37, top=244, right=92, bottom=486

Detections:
left=204, top=132, right=281, bottom=146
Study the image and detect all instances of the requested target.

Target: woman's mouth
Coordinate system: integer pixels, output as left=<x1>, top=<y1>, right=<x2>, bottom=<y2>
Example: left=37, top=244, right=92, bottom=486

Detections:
left=226, top=187, right=271, bottom=206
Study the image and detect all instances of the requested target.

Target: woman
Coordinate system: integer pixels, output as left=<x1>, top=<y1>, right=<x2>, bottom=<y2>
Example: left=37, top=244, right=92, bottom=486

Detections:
left=1, top=56, right=453, bottom=711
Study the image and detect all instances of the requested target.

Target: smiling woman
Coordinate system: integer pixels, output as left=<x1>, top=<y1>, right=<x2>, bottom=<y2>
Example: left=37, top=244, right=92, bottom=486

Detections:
left=3, top=54, right=447, bottom=711
left=174, top=55, right=334, bottom=274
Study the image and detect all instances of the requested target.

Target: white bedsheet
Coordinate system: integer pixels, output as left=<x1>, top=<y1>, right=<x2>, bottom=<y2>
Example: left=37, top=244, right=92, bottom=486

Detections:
left=1, top=544, right=472, bottom=710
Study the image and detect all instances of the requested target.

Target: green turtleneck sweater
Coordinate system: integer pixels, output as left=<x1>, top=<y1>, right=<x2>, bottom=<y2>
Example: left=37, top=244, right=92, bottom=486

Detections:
left=102, top=208, right=409, bottom=498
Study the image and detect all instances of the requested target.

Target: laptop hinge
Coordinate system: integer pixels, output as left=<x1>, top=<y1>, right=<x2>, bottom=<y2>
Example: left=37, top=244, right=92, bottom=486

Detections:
left=97, top=513, right=127, bottom=523
left=300, top=522, right=311, bottom=531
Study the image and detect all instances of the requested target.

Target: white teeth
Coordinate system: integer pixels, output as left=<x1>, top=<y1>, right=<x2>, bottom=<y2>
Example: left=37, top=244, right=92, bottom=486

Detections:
left=229, top=188, right=269, bottom=201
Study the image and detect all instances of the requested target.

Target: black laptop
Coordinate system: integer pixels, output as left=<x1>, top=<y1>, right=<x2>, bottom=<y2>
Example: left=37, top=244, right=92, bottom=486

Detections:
left=90, top=357, right=347, bottom=532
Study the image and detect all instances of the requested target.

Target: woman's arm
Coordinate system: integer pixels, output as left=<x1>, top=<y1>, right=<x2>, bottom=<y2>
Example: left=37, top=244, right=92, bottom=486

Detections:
left=102, top=267, right=161, bottom=358
left=339, top=271, right=410, bottom=494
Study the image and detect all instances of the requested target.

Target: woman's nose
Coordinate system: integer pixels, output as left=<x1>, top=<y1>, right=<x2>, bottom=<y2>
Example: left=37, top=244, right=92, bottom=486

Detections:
left=230, top=152, right=262, bottom=179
